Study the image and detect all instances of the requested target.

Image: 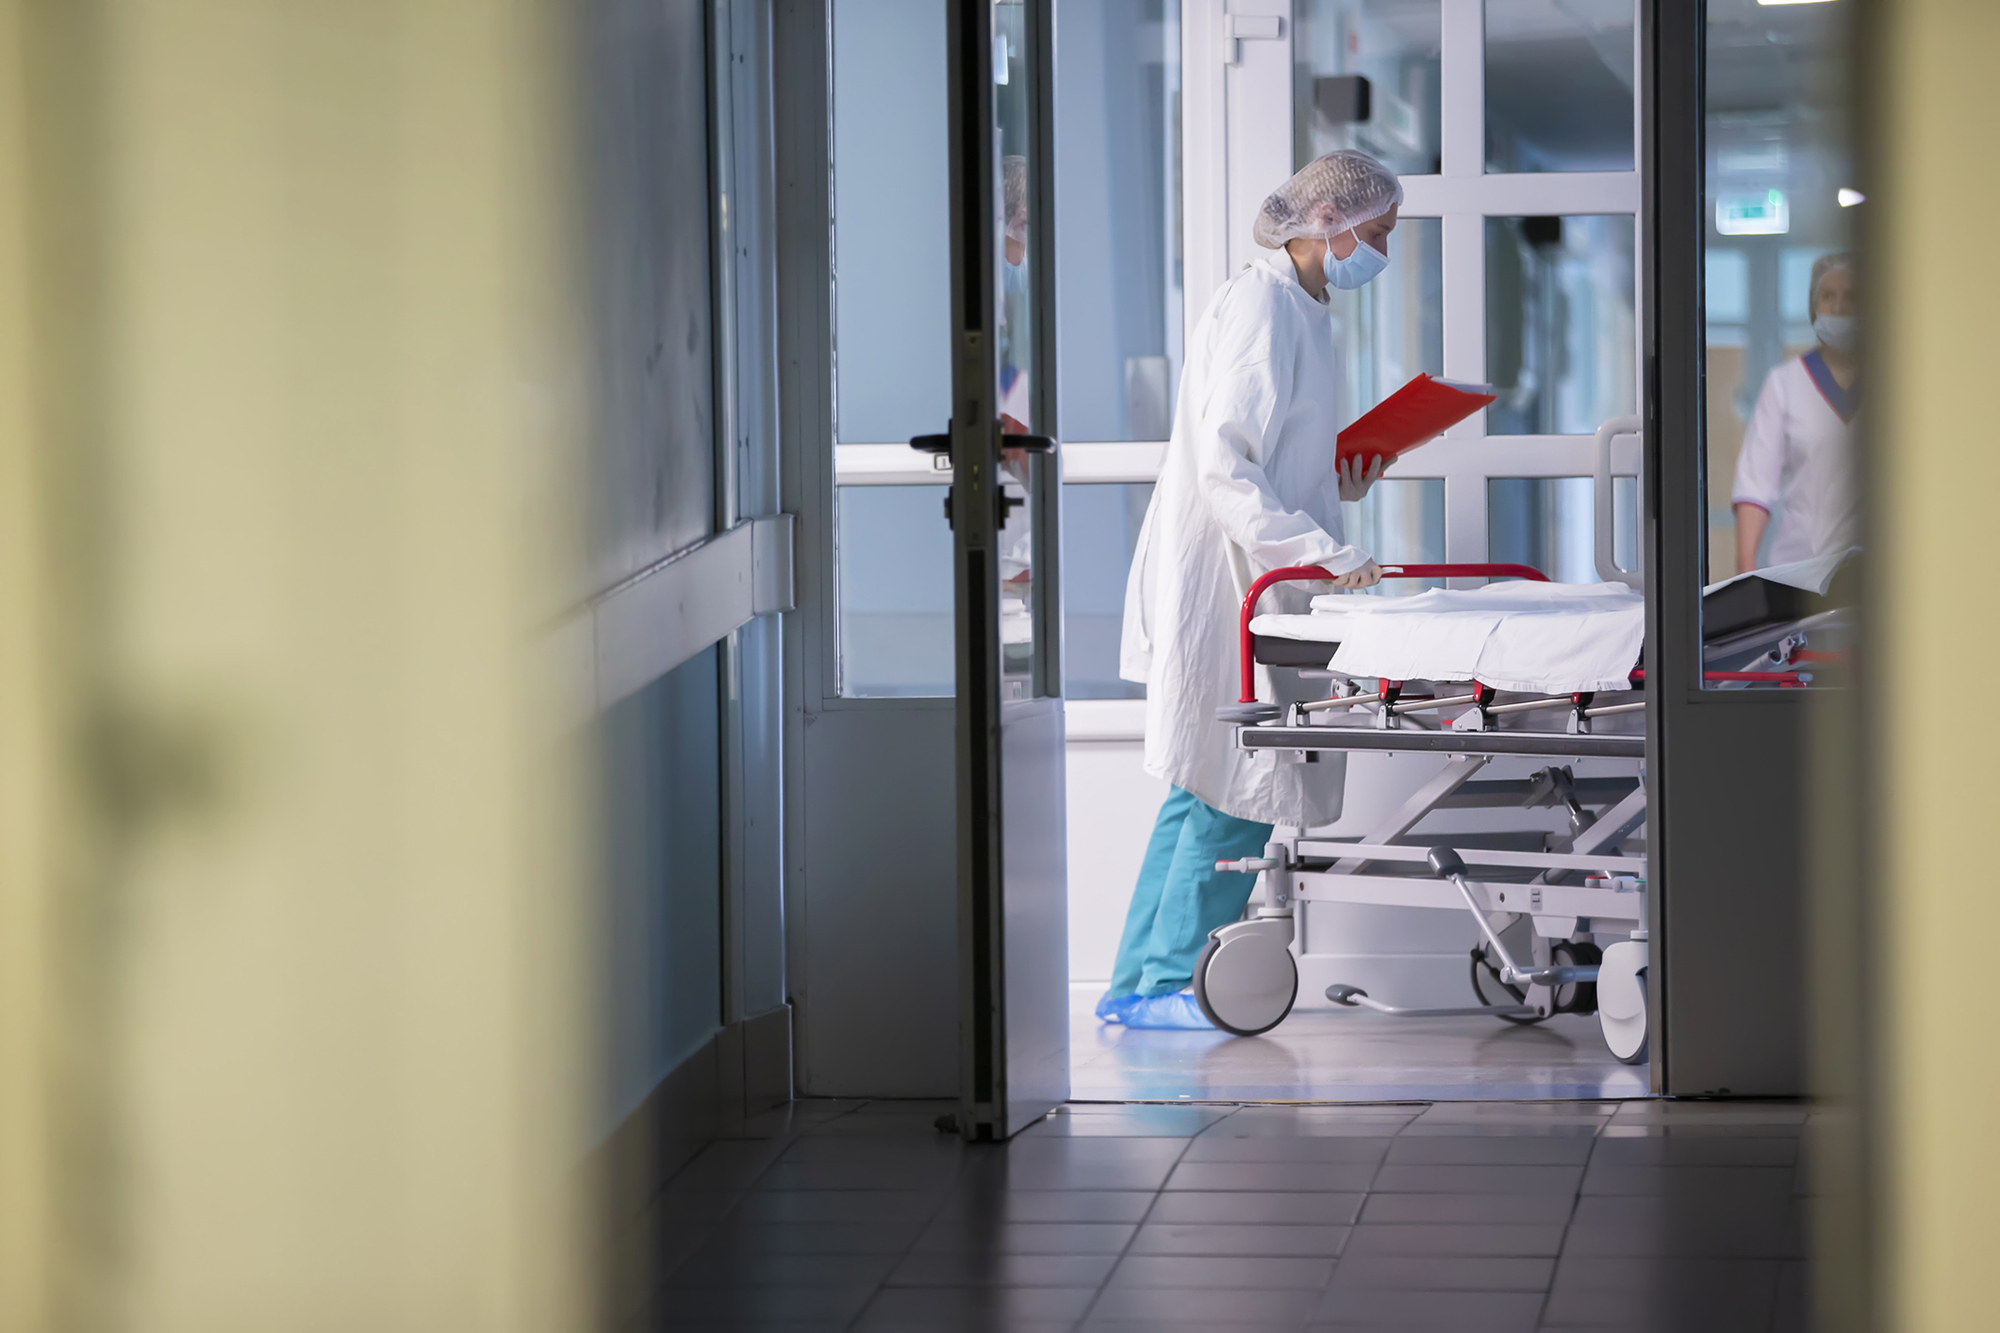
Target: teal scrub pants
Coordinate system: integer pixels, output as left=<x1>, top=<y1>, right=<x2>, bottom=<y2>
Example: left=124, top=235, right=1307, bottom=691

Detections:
left=1108, top=786, right=1274, bottom=998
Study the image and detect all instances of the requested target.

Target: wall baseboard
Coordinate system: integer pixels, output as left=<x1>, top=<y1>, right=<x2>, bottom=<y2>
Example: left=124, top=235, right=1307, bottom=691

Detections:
left=594, top=1002, right=793, bottom=1227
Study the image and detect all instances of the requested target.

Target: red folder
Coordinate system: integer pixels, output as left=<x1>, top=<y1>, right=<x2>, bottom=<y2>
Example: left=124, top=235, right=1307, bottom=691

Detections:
left=1337, top=374, right=1496, bottom=469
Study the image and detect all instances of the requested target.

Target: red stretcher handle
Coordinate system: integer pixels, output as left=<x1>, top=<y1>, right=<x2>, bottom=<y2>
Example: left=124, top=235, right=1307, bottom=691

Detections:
left=1236, top=563, right=1551, bottom=704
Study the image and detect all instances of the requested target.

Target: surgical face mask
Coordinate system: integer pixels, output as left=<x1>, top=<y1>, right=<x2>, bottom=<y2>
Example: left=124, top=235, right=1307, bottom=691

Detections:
left=1813, top=313, right=1857, bottom=353
left=1323, top=229, right=1389, bottom=290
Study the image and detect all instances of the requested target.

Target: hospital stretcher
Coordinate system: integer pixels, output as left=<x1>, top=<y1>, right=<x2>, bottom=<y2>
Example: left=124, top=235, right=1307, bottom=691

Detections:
left=1198, top=561, right=1828, bottom=1063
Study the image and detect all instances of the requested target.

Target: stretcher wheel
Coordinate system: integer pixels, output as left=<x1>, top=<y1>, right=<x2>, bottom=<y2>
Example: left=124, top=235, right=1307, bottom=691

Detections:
left=1551, top=940, right=1602, bottom=1015
left=1193, top=926, right=1297, bottom=1036
left=1469, top=946, right=1550, bottom=1025
left=1597, top=938, right=1649, bottom=1064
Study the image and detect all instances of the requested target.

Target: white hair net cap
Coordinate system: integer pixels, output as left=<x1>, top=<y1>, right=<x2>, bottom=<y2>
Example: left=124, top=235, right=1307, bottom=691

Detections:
left=1252, top=149, right=1403, bottom=249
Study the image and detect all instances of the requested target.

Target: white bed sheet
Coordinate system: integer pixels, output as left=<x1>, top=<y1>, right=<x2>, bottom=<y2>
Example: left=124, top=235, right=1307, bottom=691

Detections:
left=1247, top=581, right=1644, bottom=693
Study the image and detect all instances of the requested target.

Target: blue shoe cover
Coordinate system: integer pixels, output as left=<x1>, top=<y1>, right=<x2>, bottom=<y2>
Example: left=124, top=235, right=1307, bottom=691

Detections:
left=1095, top=991, right=1139, bottom=1024
left=1122, top=992, right=1216, bottom=1030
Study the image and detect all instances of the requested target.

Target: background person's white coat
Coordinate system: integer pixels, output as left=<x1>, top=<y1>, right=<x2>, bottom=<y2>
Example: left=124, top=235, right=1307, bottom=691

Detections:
left=1119, top=252, right=1372, bottom=826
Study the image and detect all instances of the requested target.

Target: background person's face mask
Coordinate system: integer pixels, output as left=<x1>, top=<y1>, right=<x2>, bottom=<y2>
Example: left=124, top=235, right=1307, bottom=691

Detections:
left=1813, top=313, right=1857, bottom=353
left=1323, top=228, right=1389, bottom=290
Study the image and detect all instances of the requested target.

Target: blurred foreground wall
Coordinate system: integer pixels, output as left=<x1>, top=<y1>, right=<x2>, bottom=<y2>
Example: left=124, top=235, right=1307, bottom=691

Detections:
left=1867, top=0, right=2000, bottom=1327
left=0, top=3, right=593, bottom=1328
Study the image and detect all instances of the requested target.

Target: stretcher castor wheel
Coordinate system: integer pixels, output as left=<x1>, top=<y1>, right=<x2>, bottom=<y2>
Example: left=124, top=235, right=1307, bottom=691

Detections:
left=1597, top=937, right=1649, bottom=1064
left=1550, top=940, right=1602, bottom=1015
left=1193, top=918, right=1297, bottom=1036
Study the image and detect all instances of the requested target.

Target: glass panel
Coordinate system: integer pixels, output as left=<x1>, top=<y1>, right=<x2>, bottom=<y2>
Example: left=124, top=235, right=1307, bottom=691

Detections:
left=1061, top=483, right=1152, bottom=699
left=585, top=0, right=715, bottom=592
left=1330, top=216, right=1442, bottom=418
left=1487, top=477, right=1633, bottom=585
left=1484, top=0, right=1635, bottom=174
left=837, top=485, right=955, bottom=697
left=994, top=0, right=1047, bottom=698
left=1293, top=0, right=1442, bottom=177
left=1056, top=0, right=1182, bottom=442
left=1345, top=477, right=1445, bottom=595
left=1701, top=0, right=1856, bottom=686
left=831, top=0, right=951, bottom=444
left=1485, top=215, right=1636, bottom=435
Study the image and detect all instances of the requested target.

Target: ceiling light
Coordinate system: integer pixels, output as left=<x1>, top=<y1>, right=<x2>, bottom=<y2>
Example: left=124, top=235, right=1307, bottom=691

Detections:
left=1838, top=188, right=1866, bottom=207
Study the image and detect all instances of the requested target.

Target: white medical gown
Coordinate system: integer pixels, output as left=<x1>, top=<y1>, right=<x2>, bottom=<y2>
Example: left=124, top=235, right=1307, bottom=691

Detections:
left=1731, top=356, right=1857, bottom=567
left=1119, top=252, right=1371, bottom=826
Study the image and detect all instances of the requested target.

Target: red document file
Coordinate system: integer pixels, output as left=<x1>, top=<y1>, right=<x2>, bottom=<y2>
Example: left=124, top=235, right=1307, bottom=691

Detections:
left=1337, top=374, right=1497, bottom=469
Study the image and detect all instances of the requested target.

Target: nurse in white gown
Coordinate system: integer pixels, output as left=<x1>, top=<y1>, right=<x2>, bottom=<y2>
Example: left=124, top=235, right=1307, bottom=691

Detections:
left=1732, top=252, right=1859, bottom=572
left=1100, top=150, right=1402, bottom=1030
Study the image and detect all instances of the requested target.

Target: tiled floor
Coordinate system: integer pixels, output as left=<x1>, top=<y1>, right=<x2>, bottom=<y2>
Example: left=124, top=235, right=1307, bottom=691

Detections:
left=1070, top=1001, right=1652, bottom=1102
left=633, top=1097, right=1815, bottom=1331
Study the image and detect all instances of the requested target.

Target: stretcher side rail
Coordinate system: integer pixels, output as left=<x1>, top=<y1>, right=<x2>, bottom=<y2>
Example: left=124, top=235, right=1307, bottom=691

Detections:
left=1291, top=871, right=1645, bottom=926
left=1238, top=724, right=1645, bottom=759
left=1231, top=562, right=1552, bottom=706
left=1292, top=839, right=1646, bottom=876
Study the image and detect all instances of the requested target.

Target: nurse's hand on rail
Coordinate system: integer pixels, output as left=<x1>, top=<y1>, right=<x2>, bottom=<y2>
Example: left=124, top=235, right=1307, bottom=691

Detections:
left=1329, top=560, right=1382, bottom=589
left=1338, top=453, right=1386, bottom=501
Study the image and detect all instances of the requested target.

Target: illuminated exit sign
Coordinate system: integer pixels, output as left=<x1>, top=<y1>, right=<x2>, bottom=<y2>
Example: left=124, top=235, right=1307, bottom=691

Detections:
left=1715, top=189, right=1790, bottom=236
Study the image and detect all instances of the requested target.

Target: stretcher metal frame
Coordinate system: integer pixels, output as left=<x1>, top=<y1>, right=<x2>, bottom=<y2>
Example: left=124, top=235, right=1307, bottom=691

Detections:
left=1196, top=562, right=1672, bottom=1061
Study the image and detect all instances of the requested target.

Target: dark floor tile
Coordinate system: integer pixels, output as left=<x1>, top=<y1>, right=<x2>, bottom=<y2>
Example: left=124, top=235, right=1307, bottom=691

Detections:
left=1370, top=1164, right=1583, bottom=1194
left=651, top=1190, right=742, bottom=1226
left=1181, top=1137, right=1394, bottom=1163
left=1108, top=1254, right=1334, bottom=1289
left=1314, top=1285, right=1544, bottom=1330
left=1343, top=1223, right=1565, bottom=1258
left=1085, top=1323, right=1307, bottom=1333
left=682, top=1219, right=925, bottom=1255
left=1772, top=1260, right=1808, bottom=1333
left=1385, top=1137, right=1593, bottom=1166
left=936, top=1188, right=1157, bottom=1223
left=973, top=1139, right=1187, bottom=1191
left=1127, top=1222, right=1350, bottom=1257
left=666, top=1250, right=901, bottom=1288
left=776, top=1136, right=963, bottom=1166
left=1562, top=1194, right=1804, bottom=1258
left=754, top=1158, right=964, bottom=1192
left=1541, top=1254, right=1779, bottom=1329
left=887, top=1250, right=1119, bottom=1287
left=1084, top=1284, right=1323, bottom=1324
left=851, top=1284, right=1097, bottom=1328
left=1325, top=1254, right=1554, bottom=1291
left=1165, top=1161, right=1378, bottom=1192
left=1589, top=1135, right=1797, bottom=1166
left=729, top=1190, right=948, bottom=1224
left=1147, top=1190, right=1366, bottom=1225
left=653, top=1283, right=879, bottom=1326
left=1579, top=1162, right=1797, bottom=1202
left=1357, top=1192, right=1574, bottom=1224
left=912, top=1221, right=1138, bottom=1254
left=667, top=1140, right=790, bottom=1193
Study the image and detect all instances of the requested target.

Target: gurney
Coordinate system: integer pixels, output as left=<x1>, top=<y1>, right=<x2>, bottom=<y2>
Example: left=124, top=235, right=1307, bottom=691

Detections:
left=1196, top=560, right=1836, bottom=1062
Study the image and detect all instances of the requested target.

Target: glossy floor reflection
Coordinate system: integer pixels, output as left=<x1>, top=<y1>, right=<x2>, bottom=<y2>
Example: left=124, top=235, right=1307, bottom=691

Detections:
left=1070, top=998, right=1651, bottom=1102
left=633, top=1097, right=1816, bottom=1331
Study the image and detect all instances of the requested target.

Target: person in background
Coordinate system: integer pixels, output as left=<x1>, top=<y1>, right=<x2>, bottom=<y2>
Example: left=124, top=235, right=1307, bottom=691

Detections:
left=1100, top=150, right=1398, bottom=1030
left=1732, top=251, right=1859, bottom=572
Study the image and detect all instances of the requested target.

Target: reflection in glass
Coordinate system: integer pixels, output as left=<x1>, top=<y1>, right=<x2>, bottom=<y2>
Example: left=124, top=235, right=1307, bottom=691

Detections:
left=1330, top=217, right=1442, bottom=419
left=1062, top=483, right=1153, bottom=699
left=1345, top=478, right=1445, bottom=596
left=1293, top=0, right=1441, bottom=177
left=1056, top=0, right=1181, bottom=442
left=1485, top=215, right=1635, bottom=436
left=838, top=485, right=955, bottom=697
left=993, top=0, right=1044, bottom=697
left=830, top=0, right=950, bottom=444
left=1484, top=0, right=1634, bottom=174
left=1703, top=0, right=1856, bottom=610
left=1488, top=477, right=1634, bottom=585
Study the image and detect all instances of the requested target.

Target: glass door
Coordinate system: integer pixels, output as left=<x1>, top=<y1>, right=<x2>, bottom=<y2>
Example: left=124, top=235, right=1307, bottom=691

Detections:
left=933, top=0, right=1069, bottom=1139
